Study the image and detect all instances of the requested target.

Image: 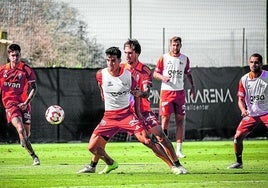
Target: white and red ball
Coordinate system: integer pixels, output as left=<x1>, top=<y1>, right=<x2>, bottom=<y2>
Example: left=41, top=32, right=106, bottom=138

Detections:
left=45, top=105, right=65, bottom=125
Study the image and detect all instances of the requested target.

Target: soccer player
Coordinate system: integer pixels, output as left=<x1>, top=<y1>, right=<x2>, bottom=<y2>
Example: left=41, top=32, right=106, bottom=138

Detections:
left=0, top=44, right=40, bottom=165
left=228, top=53, right=268, bottom=169
left=78, top=47, right=184, bottom=175
left=153, top=36, right=195, bottom=158
left=122, top=39, right=187, bottom=173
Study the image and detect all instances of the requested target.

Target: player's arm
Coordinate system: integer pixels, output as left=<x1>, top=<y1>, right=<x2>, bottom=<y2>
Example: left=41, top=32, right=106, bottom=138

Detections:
left=237, top=80, right=248, bottom=117
left=25, top=81, right=37, bottom=105
left=131, top=75, right=144, bottom=120
left=133, top=95, right=143, bottom=120
left=97, top=82, right=104, bottom=101
left=131, top=83, right=150, bottom=98
left=132, top=64, right=152, bottom=98
left=153, top=70, right=170, bottom=83
left=185, top=58, right=196, bottom=99
left=96, top=69, right=104, bottom=101
left=186, top=73, right=196, bottom=99
left=141, top=65, right=152, bottom=98
left=18, top=81, right=37, bottom=110
left=238, top=96, right=248, bottom=117
left=153, top=56, right=170, bottom=83
left=141, top=84, right=150, bottom=98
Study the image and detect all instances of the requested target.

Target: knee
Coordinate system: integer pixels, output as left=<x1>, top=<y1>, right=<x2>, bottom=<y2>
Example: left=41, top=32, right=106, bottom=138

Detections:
left=88, top=144, right=95, bottom=154
left=155, top=135, right=165, bottom=143
left=140, top=136, right=153, bottom=147
left=234, top=132, right=244, bottom=143
left=88, top=144, right=104, bottom=155
left=234, top=137, right=243, bottom=144
left=17, top=128, right=24, bottom=135
left=143, top=138, right=152, bottom=146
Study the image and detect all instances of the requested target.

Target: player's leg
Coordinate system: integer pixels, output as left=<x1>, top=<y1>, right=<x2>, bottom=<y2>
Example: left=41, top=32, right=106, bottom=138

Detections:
left=228, top=117, right=257, bottom=169
left=78, top=134, right=102, bottom=173
left=87, top=134, right=118, bottom=174
left=142, top=111, right=179, bottom=164
left=134, top=129, right=174, bottom=168
left=135, top=129, right=187, bottom=174
left=161, top=115, right=171, bottom=136
left=159, top=95, right=173, bottom=137
left=174, top=114, right=186, bottom=158
left=159, top=100, right=187, bottom=173
left=228, top=131, right=247, bottom=169
left=23, top=107, right=40, bottom=165
left=24, top=123, right=40, bottom=165
left=11, top=116, right=40, bottom=165
left=159, top=94, right=184, bottom=158
left=78, top=154, right=99, bottom=173
left=150, top=125, right=181, bottom=164
left=24, top=123, right=31, bottom=138
left=173, top=92, right=187, bottom=158
left=149, top=125, right=187, bottom=174
left=87, top=134, right=112, bottom=164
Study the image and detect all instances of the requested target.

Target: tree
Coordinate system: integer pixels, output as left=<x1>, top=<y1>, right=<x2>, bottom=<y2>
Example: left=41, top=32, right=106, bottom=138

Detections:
left=0, top=0, right=105, bottom=68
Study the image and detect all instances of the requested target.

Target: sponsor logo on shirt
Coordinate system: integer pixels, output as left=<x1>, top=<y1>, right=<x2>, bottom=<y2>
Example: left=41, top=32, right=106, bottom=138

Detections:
left=250, top=95, right=265, bottom=104
left=3, top=82, right=21, bottom=88
left=109, top=89, right=130, bottom=97
left=168, top=70, right=183, bottom=77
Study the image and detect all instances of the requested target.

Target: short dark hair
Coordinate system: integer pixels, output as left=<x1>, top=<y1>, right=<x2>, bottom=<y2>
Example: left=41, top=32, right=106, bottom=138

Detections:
left=105, top=47, right=121, bottom=58
left=124, top=39, right=141, bottom=54
left=250, top=53, right=263, bottom=64
left=7, top=44, right=21, bottom=53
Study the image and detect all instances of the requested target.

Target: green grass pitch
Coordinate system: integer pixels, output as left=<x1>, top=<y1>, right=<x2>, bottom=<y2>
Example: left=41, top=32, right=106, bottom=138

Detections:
left=0, top=140, right=267, bottom=188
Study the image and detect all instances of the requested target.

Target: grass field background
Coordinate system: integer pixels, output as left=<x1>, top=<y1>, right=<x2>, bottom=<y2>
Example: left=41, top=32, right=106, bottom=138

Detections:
left=0, top=140, right=267, bottom=188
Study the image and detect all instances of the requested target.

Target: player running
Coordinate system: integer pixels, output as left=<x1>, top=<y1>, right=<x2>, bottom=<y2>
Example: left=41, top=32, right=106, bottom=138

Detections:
left=228, top=53, right=268, bottom=169
left=122, top=39, right=187, bottom=173
left=0, top=44, right=40, bottom=165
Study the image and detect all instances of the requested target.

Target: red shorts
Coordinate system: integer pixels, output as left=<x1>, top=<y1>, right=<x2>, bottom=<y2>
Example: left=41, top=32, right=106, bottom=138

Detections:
left=237, top=113, right=268, bottom=134
left=93, top=106, right=144, bottom=140
left=142, top=111, right=160, bottom=130
left=159, top=90, right=186, bottom=116
left=5, top=105, right=32, bottom=124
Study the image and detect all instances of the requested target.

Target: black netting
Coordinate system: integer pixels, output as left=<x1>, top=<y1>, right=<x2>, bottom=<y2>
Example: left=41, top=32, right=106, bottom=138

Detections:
left=0, top=66, right=267, bottom=143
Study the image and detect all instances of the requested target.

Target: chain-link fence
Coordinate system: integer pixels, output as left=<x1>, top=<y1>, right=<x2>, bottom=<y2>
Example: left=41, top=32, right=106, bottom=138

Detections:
left=1, top=0, right=266, bottom=68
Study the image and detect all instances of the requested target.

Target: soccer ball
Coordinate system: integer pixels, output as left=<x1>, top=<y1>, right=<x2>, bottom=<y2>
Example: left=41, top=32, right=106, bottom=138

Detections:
left=45, top=105, right=65, bottom=125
